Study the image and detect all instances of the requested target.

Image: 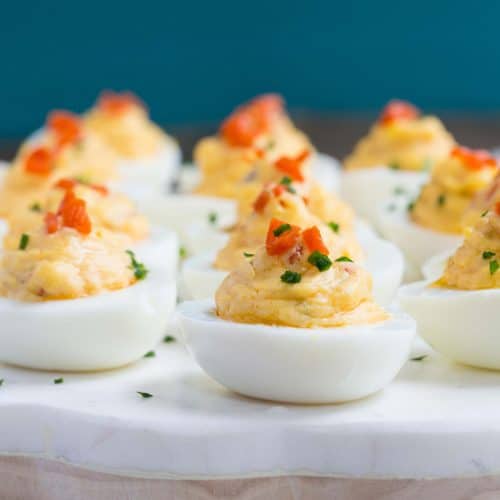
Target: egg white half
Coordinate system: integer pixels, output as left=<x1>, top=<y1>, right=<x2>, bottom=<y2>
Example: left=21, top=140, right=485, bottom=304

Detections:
left=398, top=281, right=500, bottom=370
left=0, top=267, right=176, bottom=371
left=377, top=196, right=462, bottom=272
left=178, top=299, right=415, bottom=404
left=341, top=166, right=428, bottom=229
left=421, top=250, right=453, bottom=281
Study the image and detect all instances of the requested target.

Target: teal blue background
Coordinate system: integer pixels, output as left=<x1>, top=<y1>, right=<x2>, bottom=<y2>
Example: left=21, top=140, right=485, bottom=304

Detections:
left=1, top=1, right=499, bottom=136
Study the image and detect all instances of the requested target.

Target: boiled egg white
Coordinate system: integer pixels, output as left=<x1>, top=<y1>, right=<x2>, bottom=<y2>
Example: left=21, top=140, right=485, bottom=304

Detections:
left=0, top=265, right=176, bottom=371
left=177, top=299, right=415, bottom=403
left=398, top=281, right=500, bottom=370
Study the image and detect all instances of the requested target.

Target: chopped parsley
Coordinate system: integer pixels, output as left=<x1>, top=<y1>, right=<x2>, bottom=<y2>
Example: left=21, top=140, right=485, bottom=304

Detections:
left=279, top=176, right=296, bottom=193
left=388, top=161, right=400, bottom=170
left=74, top=175, right=91, bottom=185
left=179, top=246, right=187, bottom=259
left=18, top=233, right=29, bottom=250
left=482, top=251, right=496, bottom=260
left=308, top=251, right=332, bottom=272
left=137, top=391, right=153, bottom=399
left=144, top=350, right=156, bottom=358
left=280, top=270, right=302, bottom=284
left=394, top=186, right=406, bottom=196
left=208, top=212, right=218, bottom=225
left=328, top=221, right=340, bottom=233
left=411, top=355, right=428, bottom=362
left=273, top=223, right=291, bottom=237
left=30, top=202, right=42, bottom=212
left=125, top=250, right=149, bottom=280
left=481, top=210, right=489, bottom=217
left=53, top=378, right=64, bottom=384
left=437, top=194, right=446, bottom=207
left=490, top=260, right=499, bottom=276
left=243, top=252, right=255, bottom=258
left=163, top=335, right=176, bottom=343
left=335, top=256, right=353, bottom=263
left=407, top=201, right=415, bottom=212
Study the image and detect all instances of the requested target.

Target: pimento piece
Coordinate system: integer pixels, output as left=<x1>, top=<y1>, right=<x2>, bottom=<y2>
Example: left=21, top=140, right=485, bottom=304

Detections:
left=253, top=189, right=271, bottom=213
left=47, top=110, right=81, bottom=147
left=221, top=94, right=283, bottom=147
left=57, top=190, right=92, bottom=235
left=380, top=100, right=420, bottom=126
left=55, top=178, right=78, bottom=191
left=495, top=201, right=500, bottom=215
left=272, top=184, right=285, bottom=197
left=266, top=218, right=301, bottom=256
left=44, top=212, right=60, bottom=234
left=450, top=146, right=497, bottom=171
left=24, top=147, right=53, bottom=176
left=274, top=149, right=310, bottom=182
left=302, top=226, right=329, bottom=255
left=98, top=91, right=143, bottom=116
left=90, top=184, right=109, bottom=195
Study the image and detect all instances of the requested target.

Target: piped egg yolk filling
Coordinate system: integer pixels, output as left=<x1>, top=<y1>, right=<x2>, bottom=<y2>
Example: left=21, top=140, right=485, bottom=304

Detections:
left=194, top=94, right=312, bottom=198
left=411, top=146, right=498, bottom=234
left=216, top=219, right=387, bottom=328
left=84, top=91, right=167, bottom=158
left=0, top=191, right=142, bottom=302
left=344, top=100, right=455, bottom=171
left=214, top=184, right=363, bottom=271
left=438, top=203, right=500, bottom=290
left=7, top=178, right=150, bottom=243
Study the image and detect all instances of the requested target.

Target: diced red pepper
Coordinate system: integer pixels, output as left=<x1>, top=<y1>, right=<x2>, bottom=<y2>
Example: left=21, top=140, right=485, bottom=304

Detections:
left=380, top=100, right=420, bottom=126
left=302, top=226, right=329, bottom=255
left=57, top=190, right=92, bottom=235
left=495, top=201, right=500, bottom=215
left=274, top=149, right=310, bottom=182
left=253, top=189, right=271, bottom=213
left=54, top=178, right=78, bottom=191
left=266, top=218, right=301, bottom=256
left=44, top=212, right=60, bottom=234
left=47, top=110, right=81, bottom=147
left=451, top=146, right=497, bottom=170
left=24, top=147, right=53, bottom=176
left=272, top=184, right=285, bottom=197
left=98, top=91, right=144, bottom=116
left=90, top=184, right=109, bottom=195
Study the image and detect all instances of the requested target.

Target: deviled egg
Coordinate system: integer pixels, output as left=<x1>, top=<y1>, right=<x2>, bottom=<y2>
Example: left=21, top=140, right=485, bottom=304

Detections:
left=378, top=146, right=498, bottom=271
left=398, top=205, right=500, bottom=370
left=179, top=220, right=415, bottom=403
left=182, top=185, right=403, bottom=306
left=342, top=100, right=455, bottom=227
left=85, top=91, right=181, bottom=197
left=0, top=190, right=176, bottom=371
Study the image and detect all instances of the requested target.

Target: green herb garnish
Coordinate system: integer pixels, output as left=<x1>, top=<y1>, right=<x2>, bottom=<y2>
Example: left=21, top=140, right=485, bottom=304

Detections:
left=437, top=194, right=446, bottom=207
left=144, top=351, right=156, bottom=358
left=163, top=335, right=176, bottom=343
left=407, top=201, right=415, bottom=212
left=394, top=186, right=406, bottom=196
left=328, top=221, right=340, bottom=233
left=411, top=355, right=428, bottom=362
left=490, top=260, right=499, bottom=276
left=0, top=379, right=4, bottom=387
left=54, top=378, right=64, bottom=384
left=280, top=270, right=302, bottom=284
left=335, top=256, right=353, bottom=263
left=280, top=176, right=292, bottom=186
left=179, top=246, right=187, bottom=259
left=308, top=251, right=332, bottom=272
left=483, top=251, right=496, bottom=260
left=18, top=233, right=29, bottom=250
left=208, top=212, right=218, bottom=225
left=273, top=223, right=291, bottom=237
left=388, top=162, right=400, bottom=170
left=126, top=250, right=149, bottom=280
left=30, top=202, right=42, bottom=212
left=481, top=210, right=489, bottom=217
left=74, top=175, right=90, bottom=185
left=243, top=252, right=255, bottom=258
left=137, top=391, right=153, bottom=399
left=266, top=139, right=276, bottom=151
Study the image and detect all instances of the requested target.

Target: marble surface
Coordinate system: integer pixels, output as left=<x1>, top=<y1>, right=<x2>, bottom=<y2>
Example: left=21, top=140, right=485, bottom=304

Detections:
left=1, top=333, right=500, bottom=480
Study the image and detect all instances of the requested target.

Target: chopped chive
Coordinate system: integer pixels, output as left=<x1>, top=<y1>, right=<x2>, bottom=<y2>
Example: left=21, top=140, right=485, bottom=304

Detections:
left=30, top=202, right=42, bottom=212
left=407, top=201, right=415, bottom=212
left=179, top=246, right=187, bottom=259
left=137, top=391, right=153, bottom=399
left=394, top=186, right=406, bottom=196
left=243, top=252, right=255, bottom=258
left=280, top=270, right=302, bottom=284
left=126, top=250, right=149, bottom=280
left=144, top=351, right=156, bottom=358
left=490, top=260, right=499, bottom=276
left=335, top=256, right=353, bottom=263
left=481, top=210, right=489, bottom=217
left=328, top=221, right=340, bottom=233
left=163, top=335, right=176, bottom=343
left=437, top=194, right=446, bottom=207
left=279, top=176, right=292, bottom=186
left=74, top=175, right=90, bottom=185
left=53, top=378, right=64, bottom=384
left=308, top=251, right=332, bottom=272
left=273, top=223, right=291, bottom=237
left=388, top=161, right=400, bottom=170
left=482, top=251, right=496, bottom=260
left=18, top=233, right=29, bottom=250
left=208, top=212, right=218, bottom=225
left=0, top=379, right=3, bottom=387
left=411, top=355, right=427, bottom=362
